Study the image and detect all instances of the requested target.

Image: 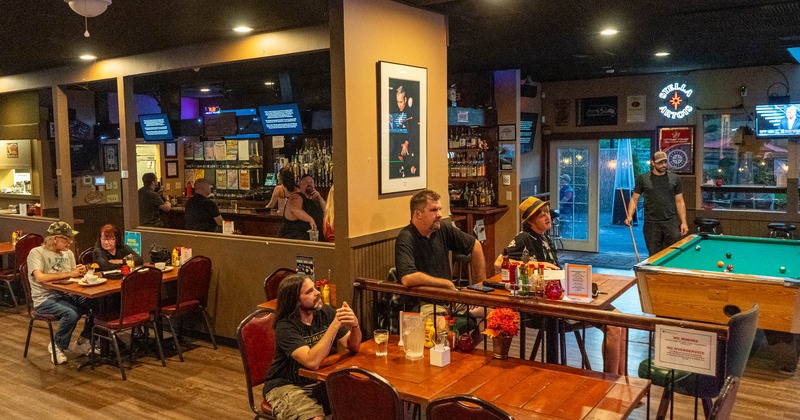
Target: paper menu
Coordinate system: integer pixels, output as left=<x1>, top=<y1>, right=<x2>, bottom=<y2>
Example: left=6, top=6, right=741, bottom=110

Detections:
left=564, top=263, right=592, bottom=302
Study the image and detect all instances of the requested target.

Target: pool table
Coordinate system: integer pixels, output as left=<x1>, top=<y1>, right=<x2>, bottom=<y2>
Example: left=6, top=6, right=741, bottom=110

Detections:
left=635, top=234, right=800, bottom=333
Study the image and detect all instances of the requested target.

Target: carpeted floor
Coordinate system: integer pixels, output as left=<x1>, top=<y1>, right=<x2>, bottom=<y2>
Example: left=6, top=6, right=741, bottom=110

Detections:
left=559, top=250, right=641, bottom=270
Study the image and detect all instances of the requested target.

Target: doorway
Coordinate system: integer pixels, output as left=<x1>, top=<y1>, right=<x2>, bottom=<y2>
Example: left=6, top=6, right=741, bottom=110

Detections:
left=549, top=140, right=598, bottom=252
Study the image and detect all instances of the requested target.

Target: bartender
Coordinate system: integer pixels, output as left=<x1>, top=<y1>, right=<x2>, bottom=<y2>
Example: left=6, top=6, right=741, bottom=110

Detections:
left=278, top=174, right=326, bottom=241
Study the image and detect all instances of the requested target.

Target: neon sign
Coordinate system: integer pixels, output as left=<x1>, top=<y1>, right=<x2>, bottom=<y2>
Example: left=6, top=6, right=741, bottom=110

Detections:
left=658, top=83, right=694, bottom=119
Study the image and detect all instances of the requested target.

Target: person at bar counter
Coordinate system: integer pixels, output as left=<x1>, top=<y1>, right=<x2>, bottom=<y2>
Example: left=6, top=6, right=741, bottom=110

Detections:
left=92, top=224, right=143, bottom=271
left=265, top=167, right=298, bottom=212
left=624, top=150, right=688, bottom=256
left=278, top=174, right=326, bottom=241
left=185, top=178, right=224, bottom=232
left=138, top=172, right=171, bottom=227
left=263, top=274, right=361, bottom=420
left=26, top=221, right=94, bottom=364
left=495, top=196, right=627, bottom=375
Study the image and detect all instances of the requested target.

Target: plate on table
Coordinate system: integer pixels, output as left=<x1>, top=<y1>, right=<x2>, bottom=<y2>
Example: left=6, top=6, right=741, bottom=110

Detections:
left=160, top=266, right=174, bottom=272
left=78, top=278, right=107, bottom=287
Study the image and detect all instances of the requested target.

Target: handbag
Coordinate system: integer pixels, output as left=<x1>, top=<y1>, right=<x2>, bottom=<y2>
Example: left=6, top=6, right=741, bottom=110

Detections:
left=149, top=244, right=171, bottom=264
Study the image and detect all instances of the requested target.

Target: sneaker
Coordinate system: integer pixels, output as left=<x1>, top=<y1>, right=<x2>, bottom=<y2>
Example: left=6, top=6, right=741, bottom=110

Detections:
left=47, top=342, right=68, bottom=365
left=74, top=337, right=100, bottom=355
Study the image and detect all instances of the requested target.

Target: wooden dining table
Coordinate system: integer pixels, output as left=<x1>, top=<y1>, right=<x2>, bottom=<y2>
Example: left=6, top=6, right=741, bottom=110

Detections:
left=0, top=241, right=14, bottom=256
left=300, top=338, right=649, bottom=419
left=42, top=265, right=179, bottom=298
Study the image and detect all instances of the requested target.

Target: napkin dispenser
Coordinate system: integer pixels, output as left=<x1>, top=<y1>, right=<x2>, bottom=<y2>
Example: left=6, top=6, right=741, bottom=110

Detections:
left=430, top=345, right=450, bottom=367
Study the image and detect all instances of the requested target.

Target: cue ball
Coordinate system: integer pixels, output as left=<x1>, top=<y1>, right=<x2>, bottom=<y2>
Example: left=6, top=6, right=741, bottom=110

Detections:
left=727, top=264, right=734, bottom=271
left=695, top=245, right=701, bottom=250
left=717, top=261, right=724, bottom=268
left=726, top=252, right=732, bottom=258
left=780, top=266, right=787, bottom=273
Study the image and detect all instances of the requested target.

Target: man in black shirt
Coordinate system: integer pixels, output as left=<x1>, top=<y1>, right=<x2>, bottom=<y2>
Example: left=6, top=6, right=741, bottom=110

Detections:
left=395, top=189, right=485, bottom=288
left=278, top=175, right=326, bottom=241
left=138, top=172, right=170, bottom=227
left=185, top=178, right=223, bottom=232
left=263, top=274, right=361, bottom=420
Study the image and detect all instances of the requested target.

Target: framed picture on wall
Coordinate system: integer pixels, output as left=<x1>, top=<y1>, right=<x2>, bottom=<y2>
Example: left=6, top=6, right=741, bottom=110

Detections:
left=102, top=144, right=119, bottom=172
left=657, top=126, right=694, bottom=174
left=378, top=61, right=427, bottom=195
left=165, top=160, right=179, bottom=178
left=164, top=141, right=177, bottom=158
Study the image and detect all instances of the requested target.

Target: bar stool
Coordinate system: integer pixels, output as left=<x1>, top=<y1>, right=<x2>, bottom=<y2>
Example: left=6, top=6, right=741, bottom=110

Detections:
left=768, top=222, right=796, bottom=239
left=451, top=252, right=471, bottom=287
left=694, top=218, right=721, bottom=234
left=549, top=209, right=564, bottom=251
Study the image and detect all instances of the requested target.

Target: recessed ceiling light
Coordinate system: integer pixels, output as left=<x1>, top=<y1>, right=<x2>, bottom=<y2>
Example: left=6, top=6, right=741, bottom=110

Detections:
left=264, top=81, right=275, bottom=86
left=233, top=26, right=253, bottom=33
left=200, top=88, right=210, bottom=92
left=79, top=54, right=97, bottom=60
left=655, top=52, right=671, bottom=57
left=600, top=28, right=618, bottom=36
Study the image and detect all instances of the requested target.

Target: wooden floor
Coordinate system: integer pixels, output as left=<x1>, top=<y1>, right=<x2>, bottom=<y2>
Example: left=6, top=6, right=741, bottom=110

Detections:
left=1, top=269, right=799, bottom=419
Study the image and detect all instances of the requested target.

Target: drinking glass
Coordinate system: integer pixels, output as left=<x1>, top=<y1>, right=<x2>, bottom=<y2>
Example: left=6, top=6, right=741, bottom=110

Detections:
left=403, top=317, right=424, bottom=360
left=308, top=229, right=319, bottom=241
left=374, top=329, right=389, bottom=356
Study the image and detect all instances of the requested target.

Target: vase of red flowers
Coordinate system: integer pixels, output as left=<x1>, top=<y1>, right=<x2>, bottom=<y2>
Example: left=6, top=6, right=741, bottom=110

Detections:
left=482, top=308, right=519, bottom=359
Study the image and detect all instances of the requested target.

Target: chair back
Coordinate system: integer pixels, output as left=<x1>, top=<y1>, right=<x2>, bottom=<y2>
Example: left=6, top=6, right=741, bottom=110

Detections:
left=708, top=376, right=740, bottom=420
left=176, top=255, right=212, bottom=311
left=427, top=394, right=513, bottom=420
left=19, top=262, right=36, bottom=316
left=117, top=267, right=163, bottom=328
left=78, top=247, right=94, bottom=265
left=723, top=305, right=759, bottom=381
left=236, top=309, right=275, bottom=415
left=326, top=366, right=404, bottom=420
left=263, top=268, right=295, bottom=300
left=16, top=233, right=43, bottom=272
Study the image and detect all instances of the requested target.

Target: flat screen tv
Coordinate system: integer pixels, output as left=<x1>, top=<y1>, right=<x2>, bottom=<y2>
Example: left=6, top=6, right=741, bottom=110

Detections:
left=755, top=104, right=800, bottom=138
left=139, top=113, right=174, bottom=141
left=258, top=104, right=303, bottom=135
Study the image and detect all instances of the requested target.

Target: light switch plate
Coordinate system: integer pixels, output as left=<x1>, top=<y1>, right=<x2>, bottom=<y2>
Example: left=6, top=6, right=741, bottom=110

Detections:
left=120, top=170, right=129, bottom=179
left=506, top=191, right=512, bottom=201
left=502, top=174, right=511, bottom=186
left=107, top=194, right=119, bottom=202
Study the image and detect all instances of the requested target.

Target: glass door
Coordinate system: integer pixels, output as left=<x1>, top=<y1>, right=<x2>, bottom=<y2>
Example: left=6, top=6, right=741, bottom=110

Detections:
left=550, top=140, right=598, bottom=252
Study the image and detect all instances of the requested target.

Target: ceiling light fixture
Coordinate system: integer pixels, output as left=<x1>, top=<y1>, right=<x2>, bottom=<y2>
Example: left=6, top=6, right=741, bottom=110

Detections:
left=79, top=54, right=97, bottom=60
left=65, top=0, right=111, bottom=37
left=600, top=28, right=618, bottom=36
left=264, top=81, right=275, bottom=86
left=233, top=26, right=253, bottom=33
left=655, top=52, right=671, bottom=57
left=200, top=88, right=211, bottom=92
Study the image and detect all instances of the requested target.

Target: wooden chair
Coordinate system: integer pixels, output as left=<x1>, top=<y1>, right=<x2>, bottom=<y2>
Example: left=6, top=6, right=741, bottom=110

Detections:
left=91, top=267, right=166, bottom=380
left=326, top=366, right=404, bottom=420
left=709, top=376, right=741, bottom=420
left=263, top=268, right=296, bottom=301
left=236, top=309, right=276, bottom=419
left=78, top=247, right=94, bottom=265
left=161, top=255, right=217, bottom=362
left=427, top=394, right=513, bottom=420
left=19, top=262, right=61, bottom=365
left=0, top=233, right=43, bottom=310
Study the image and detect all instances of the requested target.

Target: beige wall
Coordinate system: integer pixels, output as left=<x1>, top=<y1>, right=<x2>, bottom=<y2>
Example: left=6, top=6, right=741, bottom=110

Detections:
left=493, top=70, right=521, bottom=262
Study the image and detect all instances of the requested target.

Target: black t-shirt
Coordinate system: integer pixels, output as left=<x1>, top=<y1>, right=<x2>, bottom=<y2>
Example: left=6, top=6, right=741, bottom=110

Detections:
left=185, top=194, right=221, bottom=232
left=263, top=305, right=347, bottom=394
left=395, top=221, right=475, bottom=281
left=278, top=192, right=326, bottom=241
left=504, top=224, right=560, bottom=268
left=138, top=186, right=165, bottom=227
left=634, top=171, right=682, bottom=222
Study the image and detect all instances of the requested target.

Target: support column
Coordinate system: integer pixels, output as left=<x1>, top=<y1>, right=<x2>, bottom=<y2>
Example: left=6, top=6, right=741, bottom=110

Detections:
left=52, top=85, right=74, bottom=223
left=117, top=76, right=138, bottom=229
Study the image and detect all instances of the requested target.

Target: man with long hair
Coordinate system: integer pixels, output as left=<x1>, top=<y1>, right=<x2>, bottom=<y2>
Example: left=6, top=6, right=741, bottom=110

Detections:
left=263, top=274, right=361, bottom=420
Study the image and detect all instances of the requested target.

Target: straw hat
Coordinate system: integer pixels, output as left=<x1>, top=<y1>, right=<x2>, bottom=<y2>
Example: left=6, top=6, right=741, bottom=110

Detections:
left=519, top=196, right=548, bottom=222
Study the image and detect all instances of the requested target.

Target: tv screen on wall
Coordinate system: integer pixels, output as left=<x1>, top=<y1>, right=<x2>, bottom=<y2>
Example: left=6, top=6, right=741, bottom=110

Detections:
left=139, top=113, right=174, bottom=141
left=755, top=104, right=800, bottom=138
left=258, top=104, right=303, bottom=135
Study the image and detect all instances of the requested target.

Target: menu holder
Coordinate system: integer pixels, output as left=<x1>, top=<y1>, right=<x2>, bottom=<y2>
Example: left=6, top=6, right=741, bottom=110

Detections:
left=564, top=263, right=593, bottom=303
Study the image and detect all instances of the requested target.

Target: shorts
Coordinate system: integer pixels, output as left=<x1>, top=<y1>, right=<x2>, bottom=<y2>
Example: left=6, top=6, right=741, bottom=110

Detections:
left=264, top=382, right=328, bottom=420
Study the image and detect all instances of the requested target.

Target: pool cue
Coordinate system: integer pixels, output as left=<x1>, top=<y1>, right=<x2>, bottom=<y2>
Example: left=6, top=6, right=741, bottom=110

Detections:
left=619, top=188, right=641, bottom=263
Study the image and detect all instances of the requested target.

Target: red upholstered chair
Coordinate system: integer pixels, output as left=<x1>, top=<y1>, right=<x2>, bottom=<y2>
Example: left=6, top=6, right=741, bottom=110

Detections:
left=263, top=268, right=296, bottom=301
left=78, top=247, right=94, bottom=265
left=326, top=366, right=404, bottom=420
left=1, top=233, right=43, bottom=310
left=427, top=394, right=513, bottom=420
left=236, top=309, right=276, bottom=420
left=91, top=266, right=166, bottom=380
left=19, top=262, right=61, bottom=365
left=160, top=255, right=217, bottom=362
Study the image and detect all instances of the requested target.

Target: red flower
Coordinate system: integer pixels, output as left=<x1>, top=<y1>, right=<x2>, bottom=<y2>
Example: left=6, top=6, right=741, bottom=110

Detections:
left=482, top=308, right=519, bottom=338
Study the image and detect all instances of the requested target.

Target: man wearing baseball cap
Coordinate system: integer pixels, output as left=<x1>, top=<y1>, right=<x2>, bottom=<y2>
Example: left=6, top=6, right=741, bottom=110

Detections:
left=624, top=150, right=688, bottom=256
left=26, top=221, right=94, bottom=364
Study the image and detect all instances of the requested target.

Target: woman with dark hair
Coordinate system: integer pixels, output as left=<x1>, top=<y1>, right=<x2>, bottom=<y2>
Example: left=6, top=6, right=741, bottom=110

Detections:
left=263, top=274, right=362, bottom=419
left=92, top=224, right=143, bottom=271
left=266, top=167, right=298, bottom=211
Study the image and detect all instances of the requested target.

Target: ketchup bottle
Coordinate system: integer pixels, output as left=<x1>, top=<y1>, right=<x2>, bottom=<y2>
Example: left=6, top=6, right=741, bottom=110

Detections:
left=500, top=248, right=510, bottom=283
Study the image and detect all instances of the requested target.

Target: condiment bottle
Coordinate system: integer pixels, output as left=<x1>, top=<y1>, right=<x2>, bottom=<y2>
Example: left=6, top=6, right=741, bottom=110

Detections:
left=535, top=262, right=545, bottom=297
left=447, top=318, right=457, bottom=350
left=424, top=318, right=436, bottom=348
left=322, top=283, right=331, bottom=305
left=500, top=248, right=510, bottom=283
left=11, top=231, right=17, bottom=246
left=518, top=262, right=528, bottom=296
left=171, top=247, right=179, bottom=267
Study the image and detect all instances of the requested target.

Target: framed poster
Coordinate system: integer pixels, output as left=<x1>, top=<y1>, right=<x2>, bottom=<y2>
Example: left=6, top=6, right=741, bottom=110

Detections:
left=498, top=125, right=516, bottom=141
left=102, top=144, right=119, bottom=172
left=378, top=61, right=427, bottom=195
left=658, top=126, right=694, bottom=174
left=165, top=160, right=179, bottom=178
left=576, top=96, right=618, bottom=126
left=499, top=143, right=515, bottom=171
left=164, top=142, right=177, bottom=158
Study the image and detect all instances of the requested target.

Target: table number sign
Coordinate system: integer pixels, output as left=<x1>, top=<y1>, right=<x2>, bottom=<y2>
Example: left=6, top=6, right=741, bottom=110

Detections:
left=564, top=263, right=592, bottom=302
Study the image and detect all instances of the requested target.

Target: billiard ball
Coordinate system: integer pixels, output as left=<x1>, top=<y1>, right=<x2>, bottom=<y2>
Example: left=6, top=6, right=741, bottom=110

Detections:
left=780, top=266, right=787, bottom=273
left=727, top=264, right=734, bottom=271
left=695, top=245, right=701, bottom=251
left=717, top=261, right=724, bottom=268
left=726, top=252, right=732, bottom=258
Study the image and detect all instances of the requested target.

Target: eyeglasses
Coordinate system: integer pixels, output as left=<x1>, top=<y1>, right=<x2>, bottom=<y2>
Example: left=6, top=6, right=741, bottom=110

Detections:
left=100, top=237, right=116, bottom=243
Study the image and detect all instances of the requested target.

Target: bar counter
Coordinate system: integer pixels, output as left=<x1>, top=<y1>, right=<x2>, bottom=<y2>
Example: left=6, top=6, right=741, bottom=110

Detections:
left=163, top=205, right=285, bottom=237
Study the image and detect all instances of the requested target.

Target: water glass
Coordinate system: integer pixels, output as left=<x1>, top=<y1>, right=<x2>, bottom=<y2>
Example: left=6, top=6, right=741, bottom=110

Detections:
left=308, top=229, right=319, bottom=241
left=403, top=317, right=424, bottom=360
left=374, top=329, right=389, bottom=356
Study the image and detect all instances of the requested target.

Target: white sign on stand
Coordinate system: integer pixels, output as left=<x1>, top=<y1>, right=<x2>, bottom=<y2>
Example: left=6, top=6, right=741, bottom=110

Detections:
left=654, top=325, right=717, bottom=376
left=564, top=263, right=592, bottom=303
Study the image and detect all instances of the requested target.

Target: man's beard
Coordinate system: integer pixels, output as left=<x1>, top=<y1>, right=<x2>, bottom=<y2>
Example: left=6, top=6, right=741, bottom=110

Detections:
left=430, top=219, right=441, bottom=231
